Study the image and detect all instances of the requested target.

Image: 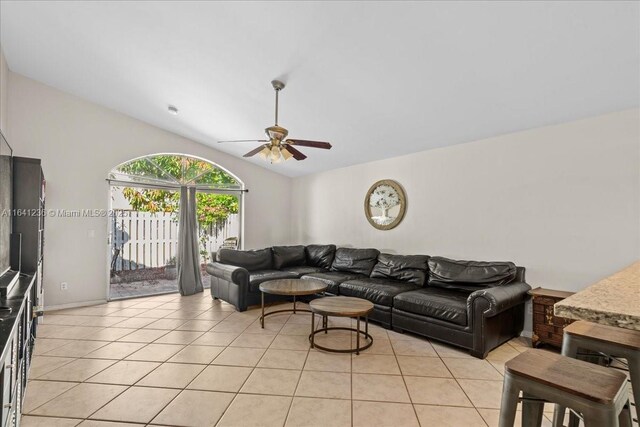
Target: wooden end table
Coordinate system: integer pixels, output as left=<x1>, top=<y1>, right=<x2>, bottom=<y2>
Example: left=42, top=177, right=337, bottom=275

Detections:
left=309, top=296, right=374, bottom=355
left=259, top=279, right=327, bottom=328
left=528, top=287, right=575, bottom=348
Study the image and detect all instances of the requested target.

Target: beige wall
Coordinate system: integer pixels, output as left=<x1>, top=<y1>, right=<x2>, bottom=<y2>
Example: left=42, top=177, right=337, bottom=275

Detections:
left=0, top=45, right=8, bottom=134
left=7, top=72, right=293, bottom=308
left=291, top=109, right=640, bottom=332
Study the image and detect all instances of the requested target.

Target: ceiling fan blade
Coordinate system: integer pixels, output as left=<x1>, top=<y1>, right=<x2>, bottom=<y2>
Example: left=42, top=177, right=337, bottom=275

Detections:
left=283, top=145, right=307, bottom=161
left=287, top=139, right=332, bottom=149
left=243, top=145, right=268, bottom=158
left=218, top=139, right=269, bottom=144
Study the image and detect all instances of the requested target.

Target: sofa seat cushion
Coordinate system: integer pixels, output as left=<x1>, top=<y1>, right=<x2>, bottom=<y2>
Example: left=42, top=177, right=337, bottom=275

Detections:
left=340, top=278, right=419, bottom=306
left=301, top=271, right=366, bottom=294
left=282, top=266, right=327, bottom=276
left=248, top=270, right=299, bottom=292
left=393, top=287, right=470, bottom=326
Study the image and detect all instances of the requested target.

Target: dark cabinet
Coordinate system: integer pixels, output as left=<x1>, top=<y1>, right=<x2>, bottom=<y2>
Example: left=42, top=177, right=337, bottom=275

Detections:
left=0, top=275, right=36, bottom=427
left=0, top=155, right=43, bottom=426
left=12, top=157, right=45, bottom=314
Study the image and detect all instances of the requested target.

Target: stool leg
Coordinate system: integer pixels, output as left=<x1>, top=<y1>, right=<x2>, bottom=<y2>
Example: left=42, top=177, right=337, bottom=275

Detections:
left=584, top=410, right=619, bottom=427
left=619, top=400, right=632, bottom=427
left=567, top=410, right=580, bottom=427
left=553, top=335, right=581, bottom=427
left=628, top=355, right=640, bottom=422
left=522, top=393, right=544, bottom=427
left=498, top=374, right=519, bottom=427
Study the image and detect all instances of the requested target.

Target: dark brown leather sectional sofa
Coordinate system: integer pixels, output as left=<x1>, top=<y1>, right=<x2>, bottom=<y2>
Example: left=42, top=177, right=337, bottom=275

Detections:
left=206, top=245, right=530, bottom=358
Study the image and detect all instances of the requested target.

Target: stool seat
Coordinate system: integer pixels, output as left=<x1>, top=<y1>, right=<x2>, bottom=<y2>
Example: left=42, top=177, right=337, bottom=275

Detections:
left=564, top=320, right=640, bottom=351
left=505, top=349, right=628, bottom=404
left=552, top=320, right=640, bottom=427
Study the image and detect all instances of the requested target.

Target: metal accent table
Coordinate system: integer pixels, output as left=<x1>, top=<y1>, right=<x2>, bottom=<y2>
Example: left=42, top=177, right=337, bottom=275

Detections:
left=259, top=279, right=327, bottom=328
left=309, top=296, right=374, bottom=355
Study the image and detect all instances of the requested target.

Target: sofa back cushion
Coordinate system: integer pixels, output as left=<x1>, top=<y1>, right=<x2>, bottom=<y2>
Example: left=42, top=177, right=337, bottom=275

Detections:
left=272, top=245, right=306, bottom=269
left=331, top=248, right=380, bottom=276
left=371, top=253, right=429, bottom=286
left=428, top=256, right=517, bottom=291
left=217, top=248, right=273, bottom=271
left=305, top=244, right=336, bottom=269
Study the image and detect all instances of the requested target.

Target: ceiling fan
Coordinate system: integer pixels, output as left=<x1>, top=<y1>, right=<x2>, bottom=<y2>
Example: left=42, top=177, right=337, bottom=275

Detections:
left=218, top=80, right=332, bottom=163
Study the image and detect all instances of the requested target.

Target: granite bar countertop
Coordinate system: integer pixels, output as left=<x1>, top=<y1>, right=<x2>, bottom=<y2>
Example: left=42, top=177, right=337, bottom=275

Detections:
left=555, top=261, right=640, bottom=331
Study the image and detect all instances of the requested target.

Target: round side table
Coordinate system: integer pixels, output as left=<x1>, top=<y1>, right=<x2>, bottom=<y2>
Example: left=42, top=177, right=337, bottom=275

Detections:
left=309, top=296, right=374, bottom=355
left=259, top=279, right=327, bottom=328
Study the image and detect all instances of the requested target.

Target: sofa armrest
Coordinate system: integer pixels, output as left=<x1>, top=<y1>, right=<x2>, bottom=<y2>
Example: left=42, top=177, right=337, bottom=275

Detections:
left=206, top=262, right=249, bottom=286
left=468, top=281, right=531, bottom=317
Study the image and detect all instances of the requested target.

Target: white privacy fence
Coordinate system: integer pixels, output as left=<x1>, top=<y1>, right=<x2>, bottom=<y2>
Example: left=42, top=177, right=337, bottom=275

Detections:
left=111, top=209, right=239, bottom=271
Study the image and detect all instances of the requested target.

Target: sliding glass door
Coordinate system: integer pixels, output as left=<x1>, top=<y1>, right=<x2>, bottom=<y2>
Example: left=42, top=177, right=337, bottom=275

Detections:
left=107, top=154, right=244, bottom=300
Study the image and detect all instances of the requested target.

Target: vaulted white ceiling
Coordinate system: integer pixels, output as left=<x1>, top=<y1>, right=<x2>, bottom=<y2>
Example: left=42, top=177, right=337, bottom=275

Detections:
left=1, top=1, right=638, bottom=177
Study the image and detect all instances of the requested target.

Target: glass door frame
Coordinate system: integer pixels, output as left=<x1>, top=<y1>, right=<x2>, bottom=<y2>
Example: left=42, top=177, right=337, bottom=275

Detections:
left=105, top=180, right=245, bottom=301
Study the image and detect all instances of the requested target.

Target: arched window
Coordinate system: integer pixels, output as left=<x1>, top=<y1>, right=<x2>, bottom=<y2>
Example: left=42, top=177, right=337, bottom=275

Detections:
left=109, top=153, right=243, bottom=190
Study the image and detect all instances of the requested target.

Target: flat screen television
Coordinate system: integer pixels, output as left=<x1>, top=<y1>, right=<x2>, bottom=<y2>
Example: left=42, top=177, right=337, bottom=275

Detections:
left=0, top=131, right=12, bottom=277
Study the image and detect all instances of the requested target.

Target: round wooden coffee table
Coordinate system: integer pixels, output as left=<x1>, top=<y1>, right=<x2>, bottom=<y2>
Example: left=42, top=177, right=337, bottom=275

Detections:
left=309, top=296, right=374, bottom=355
left=259, top=279, right=327, bottom=328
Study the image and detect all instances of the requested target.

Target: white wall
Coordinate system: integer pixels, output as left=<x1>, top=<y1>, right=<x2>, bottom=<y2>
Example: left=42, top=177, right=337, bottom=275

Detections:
left=291, top=109, right=640, bottom=332
left=7, top=72, right=292, bottom=308
left=0, top=45, right=8, bottom=134
left=5, top=61, right=639, bottom=321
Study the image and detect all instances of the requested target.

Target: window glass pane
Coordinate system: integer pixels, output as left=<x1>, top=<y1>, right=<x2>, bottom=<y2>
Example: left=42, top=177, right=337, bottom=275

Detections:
left=110, top=155, right=240, bottom=189
left=193, top=170, right=241, bottom=189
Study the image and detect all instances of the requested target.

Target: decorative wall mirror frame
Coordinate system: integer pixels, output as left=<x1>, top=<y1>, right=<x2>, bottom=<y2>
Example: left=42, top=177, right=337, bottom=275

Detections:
left=364, top=179, right=406, bottom=230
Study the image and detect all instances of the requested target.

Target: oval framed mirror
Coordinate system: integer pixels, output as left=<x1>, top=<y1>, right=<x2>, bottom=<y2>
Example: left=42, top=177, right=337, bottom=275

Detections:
left=364, top=179, right=406, bottom=230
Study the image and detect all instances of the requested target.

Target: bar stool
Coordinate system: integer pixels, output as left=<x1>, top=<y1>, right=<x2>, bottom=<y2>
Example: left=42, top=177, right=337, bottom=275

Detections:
left=499, top=349, right=632, bottom=427
left=553, top=321, right=640, bottom=427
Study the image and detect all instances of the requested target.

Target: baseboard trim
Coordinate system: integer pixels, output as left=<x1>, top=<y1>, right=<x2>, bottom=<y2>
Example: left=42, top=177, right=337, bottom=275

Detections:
left=520, top=330, right=533, bottom=338
left=45, top=299, right=108, bottom=312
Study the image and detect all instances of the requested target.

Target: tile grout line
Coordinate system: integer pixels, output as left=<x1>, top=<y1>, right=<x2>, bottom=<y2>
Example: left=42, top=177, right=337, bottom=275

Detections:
left=388, top=327, right=423, bottom=427
left=282, top=335, right=312, bottom=427
left=435, top=345, right=490, bottom=426
left=207, top=307, right=272, bottom=426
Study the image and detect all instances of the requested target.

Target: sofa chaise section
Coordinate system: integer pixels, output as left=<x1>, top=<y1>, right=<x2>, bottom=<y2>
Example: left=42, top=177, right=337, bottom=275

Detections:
left=391, top=257, right=530, bottom=358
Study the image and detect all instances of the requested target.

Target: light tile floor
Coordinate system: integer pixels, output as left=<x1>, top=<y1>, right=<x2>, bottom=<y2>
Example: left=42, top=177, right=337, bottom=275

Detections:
left=19, top=292, right=578, bottom=426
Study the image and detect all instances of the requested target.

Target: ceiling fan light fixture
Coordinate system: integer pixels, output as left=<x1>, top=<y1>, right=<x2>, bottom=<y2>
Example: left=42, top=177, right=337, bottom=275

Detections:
left=270, top=146, right=282, bottom=163
left=258, top=146, right=271, bottom=160
left=281, top=147, right=293, bottom=161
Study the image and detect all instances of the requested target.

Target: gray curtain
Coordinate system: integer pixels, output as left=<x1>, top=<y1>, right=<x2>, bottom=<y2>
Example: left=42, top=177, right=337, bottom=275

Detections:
left=177, top=186, right=203, bottom=296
